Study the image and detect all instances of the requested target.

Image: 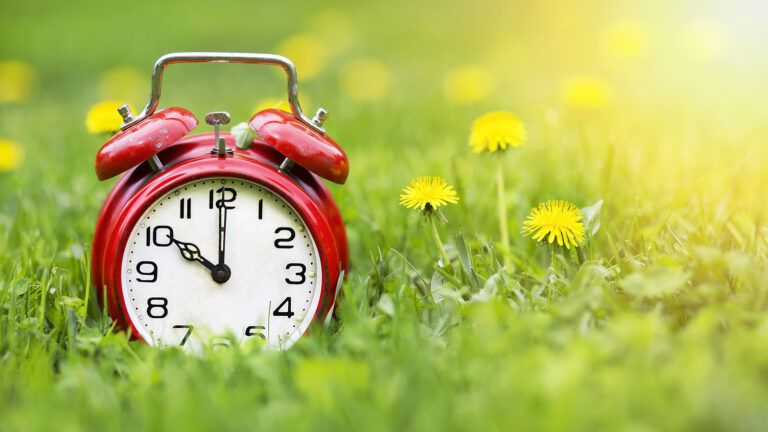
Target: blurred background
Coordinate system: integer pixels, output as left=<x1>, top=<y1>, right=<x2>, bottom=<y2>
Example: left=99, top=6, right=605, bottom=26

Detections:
left=3, top=0, right=768, bottom=110
left=4, top=1, right=768, bottom=430
left=1, top=0, right=768, bottom=259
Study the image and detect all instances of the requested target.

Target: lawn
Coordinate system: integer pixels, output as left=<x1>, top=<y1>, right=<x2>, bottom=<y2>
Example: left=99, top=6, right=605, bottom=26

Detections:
left=2, top=0, right=768, bottom=430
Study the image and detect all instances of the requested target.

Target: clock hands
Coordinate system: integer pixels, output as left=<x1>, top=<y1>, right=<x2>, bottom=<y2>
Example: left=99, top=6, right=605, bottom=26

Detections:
left=168, top=187, right=234, bottom=284
left=212, top=187, right=233, bottom=284
left=171, top=238, right=216, bottom=272
left=218, top=191, right=226, bottom=266
left=171, top=235, right=230, bottom=284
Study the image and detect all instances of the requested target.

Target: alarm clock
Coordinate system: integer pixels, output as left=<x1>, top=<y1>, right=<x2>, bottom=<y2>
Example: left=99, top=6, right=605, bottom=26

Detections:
left=91, top=52, right=349, bottom=351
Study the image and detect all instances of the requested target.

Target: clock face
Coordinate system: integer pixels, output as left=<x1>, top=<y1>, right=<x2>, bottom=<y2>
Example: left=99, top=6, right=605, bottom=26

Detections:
left=120, top=177, right=323, bottom=351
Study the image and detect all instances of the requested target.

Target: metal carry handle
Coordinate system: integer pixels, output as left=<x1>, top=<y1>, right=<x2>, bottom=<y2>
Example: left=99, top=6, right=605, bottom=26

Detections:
left=119, top=52, right=327, bottom=134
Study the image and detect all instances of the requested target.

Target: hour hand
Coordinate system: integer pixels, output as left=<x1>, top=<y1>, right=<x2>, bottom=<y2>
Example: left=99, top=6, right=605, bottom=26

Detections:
left=172, top=238, right=216, bottom=272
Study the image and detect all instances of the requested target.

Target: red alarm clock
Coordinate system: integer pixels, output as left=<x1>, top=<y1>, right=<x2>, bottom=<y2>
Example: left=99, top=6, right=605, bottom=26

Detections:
left=91, top=52, right=349, bottom=351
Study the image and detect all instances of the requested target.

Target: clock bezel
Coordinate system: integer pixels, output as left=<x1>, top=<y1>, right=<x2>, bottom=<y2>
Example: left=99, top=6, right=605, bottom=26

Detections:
left=99, top=155, right=341, bottom=346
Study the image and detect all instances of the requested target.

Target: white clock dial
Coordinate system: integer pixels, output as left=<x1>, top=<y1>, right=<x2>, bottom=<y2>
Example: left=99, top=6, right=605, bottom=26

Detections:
left=120, top=178, right=322, bottom=351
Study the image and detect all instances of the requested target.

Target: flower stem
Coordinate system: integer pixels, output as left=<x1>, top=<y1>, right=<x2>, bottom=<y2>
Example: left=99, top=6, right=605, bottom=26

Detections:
left=576, top=246, right=586, bottom=265
left=496, top=160, right=510, bottom=266
left=430, top=215, right=450, bottom=267
left=549, top=244, right=555, bottom=269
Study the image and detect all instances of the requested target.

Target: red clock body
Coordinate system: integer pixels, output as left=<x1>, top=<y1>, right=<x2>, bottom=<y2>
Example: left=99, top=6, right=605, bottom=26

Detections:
left=92, top=53, right=349, bottom=349
left=93, top=134, right=347, bottom=342
left=92, top=102, right=349, bottom=350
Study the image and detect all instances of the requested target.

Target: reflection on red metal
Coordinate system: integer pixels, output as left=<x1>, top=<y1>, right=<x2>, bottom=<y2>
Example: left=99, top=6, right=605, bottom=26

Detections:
left=95, top=107, right=198, bottom=180
left=249, top=109, right=349, bottom=184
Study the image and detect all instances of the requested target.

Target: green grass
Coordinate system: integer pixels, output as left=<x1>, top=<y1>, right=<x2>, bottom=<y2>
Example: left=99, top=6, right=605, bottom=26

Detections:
left=3, top=0, right=768, bottom=430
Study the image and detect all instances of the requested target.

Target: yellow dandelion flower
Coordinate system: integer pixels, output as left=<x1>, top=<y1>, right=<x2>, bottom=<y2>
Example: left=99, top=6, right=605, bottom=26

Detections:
left=399, top=176, right=459, bottom=211
left=603, top=21, right=649, bottom=59
left=444, top=66, right=493, bottom=105
left=253, top=98, right=291, bottom=114
left=523, top=200, right=585, bottom=249
left=0, top=138, right=24, bottom=172
left=339, top=58, right=393, bottom=102
left=0, top=60, right=35, bottom=102
left=560, top=76, right=612, bottom=110
left=86, top=101, right=131, bottom=134
left=99, top=66, right=147, bottom=101
left=276, top=34, right=329, bottom=80
left=469, top=111, right=527, bottom=154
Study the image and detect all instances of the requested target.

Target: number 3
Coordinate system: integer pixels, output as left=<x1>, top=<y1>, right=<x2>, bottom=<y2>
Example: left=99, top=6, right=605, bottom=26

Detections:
left=285, top=263, right=306, bottom=284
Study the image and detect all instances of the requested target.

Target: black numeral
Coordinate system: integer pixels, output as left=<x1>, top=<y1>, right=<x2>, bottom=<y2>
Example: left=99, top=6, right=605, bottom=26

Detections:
left=212, top=340, right=231, bottom=350
left=274, top=227, right=295, bottom=249
left=136, top=261, right=158, bottom=282
left=285, top=263, right=307, bottom=284
left=147, top=297, right=168, bottom=318
left=273, top=297, right=294, bottom=318
left=258, top=199, right=263, bottom=219
left=179, top=198, right=192, bottom=219
left=173, top=325, right=193, bottom=346
left=209, top=187, right=237, bottom=209
left=145, top=226, right=173, bottom=247
left=245, top=325, right=266, bottom=341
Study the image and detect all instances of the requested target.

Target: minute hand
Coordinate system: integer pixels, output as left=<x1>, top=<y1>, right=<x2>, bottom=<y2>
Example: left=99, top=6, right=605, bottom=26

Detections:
left=210, top=188, right=233, bottom=284
left=217, top=190, right=228, bottom=267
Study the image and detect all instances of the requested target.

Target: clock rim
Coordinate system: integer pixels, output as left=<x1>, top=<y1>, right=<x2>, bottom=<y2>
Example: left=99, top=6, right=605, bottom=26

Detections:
left=99, top=155, right=341, bottom=346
